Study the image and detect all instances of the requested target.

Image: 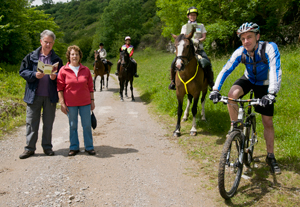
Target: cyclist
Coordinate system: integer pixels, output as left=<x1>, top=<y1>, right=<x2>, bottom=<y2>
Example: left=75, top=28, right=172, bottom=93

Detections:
left=168, top=6, right=214, bottom=90
left=115, top=36, right=139, bottom=77
left=209, top=22, right=282, bottom=174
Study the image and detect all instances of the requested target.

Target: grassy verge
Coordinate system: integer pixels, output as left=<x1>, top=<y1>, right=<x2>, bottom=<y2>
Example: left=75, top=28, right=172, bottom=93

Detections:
left=133, top=46, right=300, bottom=206
left=0, top=64, right=26, bottom=138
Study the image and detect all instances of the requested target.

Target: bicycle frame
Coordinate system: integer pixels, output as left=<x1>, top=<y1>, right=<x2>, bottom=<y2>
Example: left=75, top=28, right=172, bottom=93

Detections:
left=220, top=90, right=260, bottom=165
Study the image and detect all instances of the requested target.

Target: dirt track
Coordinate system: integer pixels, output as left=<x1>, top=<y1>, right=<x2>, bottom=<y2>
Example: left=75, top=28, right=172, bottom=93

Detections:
left=0, top=76, right=216, bottom=206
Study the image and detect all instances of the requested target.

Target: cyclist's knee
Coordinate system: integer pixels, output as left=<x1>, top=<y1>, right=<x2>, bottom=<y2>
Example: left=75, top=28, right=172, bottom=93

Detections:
left=228, top=85, right=243, bottom=99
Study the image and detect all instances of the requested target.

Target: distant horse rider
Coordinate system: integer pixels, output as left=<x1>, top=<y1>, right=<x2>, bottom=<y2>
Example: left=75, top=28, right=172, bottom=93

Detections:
left=115, top=36, right=139, bottom=77
left=96, top=43, right=109, bottom=73
left=168, top=6, right=214, bottom=90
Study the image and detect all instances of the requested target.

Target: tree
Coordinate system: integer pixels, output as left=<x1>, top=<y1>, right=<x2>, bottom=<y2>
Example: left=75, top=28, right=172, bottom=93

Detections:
left=93, top=0, right=143, bottom=57
left=0, top=0, right=63, bottom=64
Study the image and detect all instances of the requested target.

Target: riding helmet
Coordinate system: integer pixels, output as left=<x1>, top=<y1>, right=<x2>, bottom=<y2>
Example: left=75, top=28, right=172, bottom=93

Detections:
left=187, top=6, right=198, bottom=15
left=125, top=36, right=131, bottom=41
left=99, top=43, right=104, bottom=46
left=237, top=22, right=260, bottom=38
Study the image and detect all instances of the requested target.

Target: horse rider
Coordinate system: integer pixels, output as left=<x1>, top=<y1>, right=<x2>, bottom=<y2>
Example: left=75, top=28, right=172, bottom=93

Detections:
left=115, top=36, right=139, bottom=77
left=96, top=42, right=109, bottom=73
left=168, top=6, right=214, bottom=90
left=209, top=22, right=282, bottom=174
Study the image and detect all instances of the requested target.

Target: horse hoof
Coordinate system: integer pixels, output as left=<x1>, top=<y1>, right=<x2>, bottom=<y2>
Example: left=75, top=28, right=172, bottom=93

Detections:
left=190, top=131, right=197, bottom=136
left=131, top=99, right=135, bottom=102
left=120, top=99, right=124, bottom=102
left=173, top=132, right=180, bottom=137
left=182, top=118, right=188, bottom=122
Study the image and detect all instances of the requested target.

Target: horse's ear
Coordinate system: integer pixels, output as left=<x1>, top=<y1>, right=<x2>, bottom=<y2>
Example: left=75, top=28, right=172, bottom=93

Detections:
left=172, top=34, right=177, bottom=40
left=185, top=27, right=196, bottom=39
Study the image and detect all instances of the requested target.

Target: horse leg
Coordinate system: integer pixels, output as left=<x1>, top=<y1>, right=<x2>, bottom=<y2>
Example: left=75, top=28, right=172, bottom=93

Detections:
left=182, top=94, right=193, bottom=121
left=106, top=73, right=109, bottom=89
left=93, top=76, right=96, bottom=91
left=125, top=80, right=128, bottom=98
left=200, top=90, right=208, bottom=121
left=119, top=79, right=124, bottom=101
left=100, top=76, right=103, bottom=92
left=190, top=96, right=200, bottom=136
left=130, top=79, right=134, bottom=101
left=173, top=97, right=184, bottom=137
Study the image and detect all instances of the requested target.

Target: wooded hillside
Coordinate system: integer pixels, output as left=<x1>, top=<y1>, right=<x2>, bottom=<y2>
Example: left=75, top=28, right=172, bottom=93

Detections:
left=1, top=0, right=299, bottom=64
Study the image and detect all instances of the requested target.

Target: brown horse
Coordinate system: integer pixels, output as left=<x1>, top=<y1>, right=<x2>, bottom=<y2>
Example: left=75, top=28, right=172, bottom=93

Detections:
left=93, top=50, right=112, bottom=91
left=118, top=48, right=135, bottom=101
left=172, top=29, right=208, bottom=137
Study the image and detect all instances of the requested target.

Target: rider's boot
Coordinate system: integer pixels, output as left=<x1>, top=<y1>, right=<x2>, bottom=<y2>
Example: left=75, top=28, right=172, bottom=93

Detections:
left=115, top=62, right=120, bottom=76
left=168, top=67, right=176, bottom=90
left=104, top=63, right=109, bottom=73
left=206, top=65, right=215, bottom=90
left=134, top=63, right=139, bottom=77
left=199, top=58, right=214, bottom=90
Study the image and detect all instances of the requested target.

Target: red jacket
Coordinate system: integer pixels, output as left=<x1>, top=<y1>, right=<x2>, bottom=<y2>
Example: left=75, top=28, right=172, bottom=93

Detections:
left=57, top=63, right=94, bottom=107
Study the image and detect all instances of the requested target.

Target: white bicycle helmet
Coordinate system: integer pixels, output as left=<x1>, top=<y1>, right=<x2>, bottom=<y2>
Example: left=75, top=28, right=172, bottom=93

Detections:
left=125, top=36, right=131, bottom=41
left=237, top=22, right=260, bottom=38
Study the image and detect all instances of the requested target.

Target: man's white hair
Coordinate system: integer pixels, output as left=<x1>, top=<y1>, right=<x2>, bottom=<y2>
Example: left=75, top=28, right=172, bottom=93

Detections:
left=40, top=30, right=56, bottom=41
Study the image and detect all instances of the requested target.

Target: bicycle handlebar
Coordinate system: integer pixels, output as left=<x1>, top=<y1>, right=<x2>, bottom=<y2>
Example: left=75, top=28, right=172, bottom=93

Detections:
left=219, top=96, right=261, bottom=106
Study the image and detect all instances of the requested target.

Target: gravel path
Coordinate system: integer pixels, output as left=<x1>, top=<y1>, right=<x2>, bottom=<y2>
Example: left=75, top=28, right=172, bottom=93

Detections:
left=0, top=76, right=216, bottom=206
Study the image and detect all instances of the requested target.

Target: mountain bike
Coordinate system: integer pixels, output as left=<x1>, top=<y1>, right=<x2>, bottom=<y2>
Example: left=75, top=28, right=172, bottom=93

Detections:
left=217, top=90, right=260, bottom=199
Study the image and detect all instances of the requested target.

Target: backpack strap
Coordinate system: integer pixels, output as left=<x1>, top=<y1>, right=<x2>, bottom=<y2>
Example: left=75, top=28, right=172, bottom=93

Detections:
left=260, top=41, right=268, bottom=64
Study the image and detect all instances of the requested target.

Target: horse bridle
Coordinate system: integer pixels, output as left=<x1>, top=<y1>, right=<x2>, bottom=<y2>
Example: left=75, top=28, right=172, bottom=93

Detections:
left=120, top=52, right=131, bottom=70
left=175, top=38, right=194, bottom=70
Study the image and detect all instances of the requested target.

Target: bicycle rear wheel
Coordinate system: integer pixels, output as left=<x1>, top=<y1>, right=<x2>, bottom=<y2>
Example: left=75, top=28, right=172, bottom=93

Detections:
left=218, top=131, right=244, bottom=199
left=244, top=115, right=256, bottom=167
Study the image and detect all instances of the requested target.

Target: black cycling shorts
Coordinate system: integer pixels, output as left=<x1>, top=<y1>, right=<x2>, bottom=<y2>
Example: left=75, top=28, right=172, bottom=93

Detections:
left=233, top=75, right=274, bottom=116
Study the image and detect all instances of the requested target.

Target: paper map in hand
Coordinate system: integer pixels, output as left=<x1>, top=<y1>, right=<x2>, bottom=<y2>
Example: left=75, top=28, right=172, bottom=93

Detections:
left=37, top=61, right=58, bottom=74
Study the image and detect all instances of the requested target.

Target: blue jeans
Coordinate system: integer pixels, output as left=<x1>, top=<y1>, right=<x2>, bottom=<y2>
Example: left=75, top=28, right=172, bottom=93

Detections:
left=67, top=105, right=94, bottom=151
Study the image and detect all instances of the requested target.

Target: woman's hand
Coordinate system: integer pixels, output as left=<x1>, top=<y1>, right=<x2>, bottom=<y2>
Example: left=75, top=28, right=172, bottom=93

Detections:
left=91, top=100, right=95, bottom=111
left=60, top=102, right=69, bottom=115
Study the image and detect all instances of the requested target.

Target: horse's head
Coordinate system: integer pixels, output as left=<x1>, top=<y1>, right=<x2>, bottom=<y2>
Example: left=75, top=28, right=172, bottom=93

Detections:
left=172, top=28, right=195, bottom=71
left=94, top=50, right=99, bottom=61
left=119, top=47, right=130, bottom=67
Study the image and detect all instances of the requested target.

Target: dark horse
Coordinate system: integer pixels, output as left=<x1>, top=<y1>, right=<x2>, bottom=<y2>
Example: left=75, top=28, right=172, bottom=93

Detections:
left=172, top=29, right=208, bottom=137
left=93, top=50, right=112, bottom=91
left=118, top=48, right=135, bottom=101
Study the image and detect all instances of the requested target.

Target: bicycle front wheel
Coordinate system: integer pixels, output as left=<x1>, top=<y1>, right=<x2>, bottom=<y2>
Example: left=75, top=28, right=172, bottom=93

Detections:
left=218, top=131, right=244, bottom=199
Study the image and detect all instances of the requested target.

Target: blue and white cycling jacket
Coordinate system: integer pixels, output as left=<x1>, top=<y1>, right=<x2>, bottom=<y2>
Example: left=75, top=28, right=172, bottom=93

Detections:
left=213, top=41, right=282, bottom=94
